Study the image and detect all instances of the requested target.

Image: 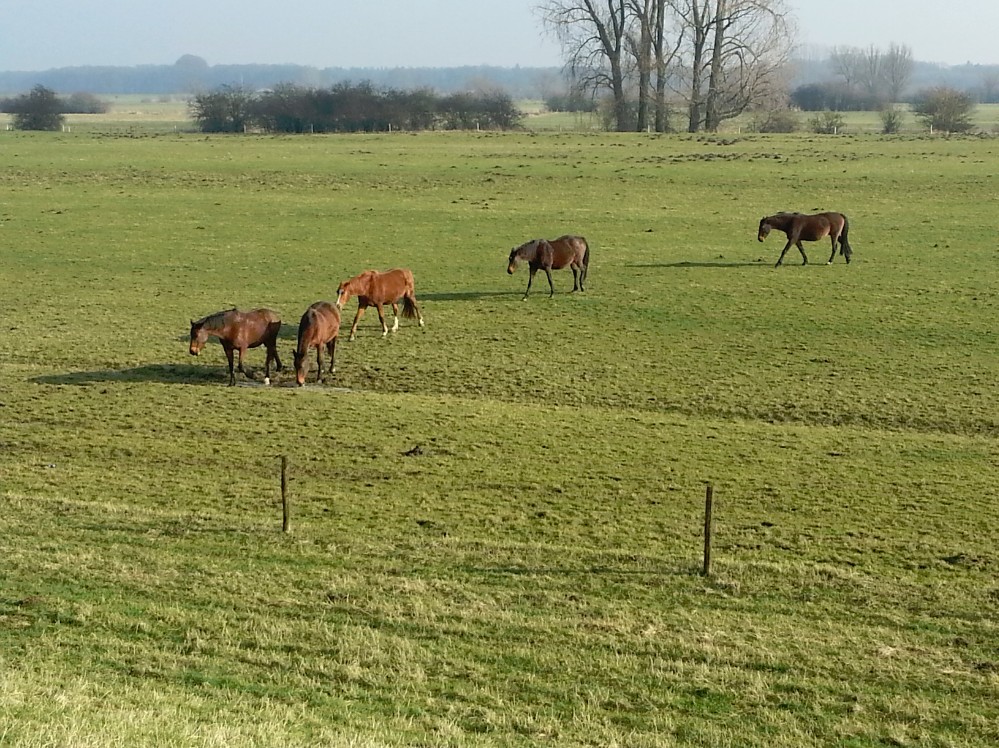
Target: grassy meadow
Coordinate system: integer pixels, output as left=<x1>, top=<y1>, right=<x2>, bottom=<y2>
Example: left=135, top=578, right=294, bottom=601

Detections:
left=1, top=122, right=998, bottom=747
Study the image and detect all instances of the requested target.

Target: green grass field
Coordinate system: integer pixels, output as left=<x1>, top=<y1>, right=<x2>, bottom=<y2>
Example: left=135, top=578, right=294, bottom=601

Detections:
left=1, top=125, right=998, bottom=747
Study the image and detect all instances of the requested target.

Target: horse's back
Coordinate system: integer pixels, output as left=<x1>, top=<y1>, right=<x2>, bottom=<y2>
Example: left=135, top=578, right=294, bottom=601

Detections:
left=799, top=212, right=846, bottom=240
left=370, top=268, right=415, bottom=301
left=300, top=301, right=340, bottom=344
left=548, top=235, right=588, bottom=268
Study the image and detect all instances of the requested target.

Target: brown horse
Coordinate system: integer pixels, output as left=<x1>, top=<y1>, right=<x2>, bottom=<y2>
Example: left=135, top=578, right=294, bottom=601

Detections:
left=507, top=235, right=590, bottom=300
left=335, top=268, right=424, bottom=342
left=189, top=308, right=282, bottom=386
left=292, top=301, right=341, bottom=386
left=758, top=212, right=853, bottom=267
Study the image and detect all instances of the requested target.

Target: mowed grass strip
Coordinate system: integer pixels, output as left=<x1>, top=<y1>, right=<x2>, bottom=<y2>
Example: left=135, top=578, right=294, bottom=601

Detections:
left=1, top=129, right=997, bottom=747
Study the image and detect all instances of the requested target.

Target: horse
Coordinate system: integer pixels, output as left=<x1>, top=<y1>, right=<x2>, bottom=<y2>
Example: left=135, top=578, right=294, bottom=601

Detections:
left=335, top=268, right=424, bottom=342
left=189, top=308, right=282, bottom=386
left=292, top=301, right=341, bottom=386
left=757, top=212, right=853, bottom=267
left=507, top=235, right=590, bottom=300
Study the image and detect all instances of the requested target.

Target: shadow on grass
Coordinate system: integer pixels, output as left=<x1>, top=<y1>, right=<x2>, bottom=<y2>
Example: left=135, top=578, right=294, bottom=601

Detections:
left=629, top=260, right=768, bottom=269
left=32, top=364, right=229, bottom=386
left=420, top=290, right=522, bottom=302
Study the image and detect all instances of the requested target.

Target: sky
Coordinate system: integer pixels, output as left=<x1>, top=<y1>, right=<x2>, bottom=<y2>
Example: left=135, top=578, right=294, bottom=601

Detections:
left=1, top=0, right=997, bottom=72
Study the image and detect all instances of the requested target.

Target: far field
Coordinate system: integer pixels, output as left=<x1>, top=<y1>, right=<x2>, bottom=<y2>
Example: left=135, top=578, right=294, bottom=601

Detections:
left=4, top=95, right=999, bottom=134
left=1, top=122, right=997, bottom=747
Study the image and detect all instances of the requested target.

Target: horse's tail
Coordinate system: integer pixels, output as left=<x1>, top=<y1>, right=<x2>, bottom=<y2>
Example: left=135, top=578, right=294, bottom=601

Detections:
left=582, top=238, right=590, bottom=270
left=838, top=213, right=853, bottom=262
left=401, top=270, right=419, bottom=319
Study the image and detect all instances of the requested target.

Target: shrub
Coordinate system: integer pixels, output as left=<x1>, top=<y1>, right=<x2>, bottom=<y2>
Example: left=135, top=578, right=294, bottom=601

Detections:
left=7, top=85, right=65, bottom=131
left=749, top=109, right=799, bottom=133
left=911, top=86, right=975, bottom=133
left=808, top=111, right=846, bottom=134
left=880, top=105, right=904, bottom=134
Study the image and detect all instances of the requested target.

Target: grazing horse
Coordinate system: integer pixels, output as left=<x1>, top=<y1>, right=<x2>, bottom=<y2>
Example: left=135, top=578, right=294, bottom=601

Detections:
left=189, top=308, right=282, bottom=386
left=758, top=212, right=853, bottom=267
left=507, top=234, right=590, bottom=300
left=335, top=268, right=424, bottom=342
left=292, top=301, right=341, bottom=386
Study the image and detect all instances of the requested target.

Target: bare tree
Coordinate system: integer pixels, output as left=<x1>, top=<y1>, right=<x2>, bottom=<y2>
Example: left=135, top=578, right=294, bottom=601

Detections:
left=692, top=0, right=794, bottom=132
left=627, top=0, right=682, bottom=131
left=541, top=0, right=632, bottom=131
left=829, top=46, right=865, bottom=91
left=882, top=43, right=914, bottom=102
left=830, top=43, right=913, bottom=106
left=540, top=0, right=791, bottom=132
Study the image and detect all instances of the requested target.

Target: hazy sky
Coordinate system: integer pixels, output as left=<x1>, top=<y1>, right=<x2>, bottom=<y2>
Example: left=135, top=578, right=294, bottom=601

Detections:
left=1, top=1, right=997, bottom=71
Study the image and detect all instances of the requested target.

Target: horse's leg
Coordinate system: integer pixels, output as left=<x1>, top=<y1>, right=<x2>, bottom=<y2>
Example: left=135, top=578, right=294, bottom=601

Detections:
left=545, top=268, right=555, bottom=298
left=775, top=240, right=793, bottom=267
left=391, top=302, right=400, bottom=333
left=570, top=266, right=580, bottom=292
left=271, top=341, right=282, bottom=372
left=796, top=241, right=808, bottom=265
left=315, top=345, right=324, bottom=383
left=827, top=235, right=838, bottom=265
left=411, top=295, right=425, bottom=327
left=375, top=303, right=388, bottom=337
left=223, top=344, right=236, bottom=386
left=523, top=268, right=536, bottom=300
left=349, top=305, right=365, bottom=342
left=327, top=338, right=337, bottom=374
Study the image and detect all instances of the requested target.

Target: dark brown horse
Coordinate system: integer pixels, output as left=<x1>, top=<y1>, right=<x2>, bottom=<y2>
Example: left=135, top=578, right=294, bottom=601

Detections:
left=189, top=308, right=282, bottom=386
left=335, top=268, right=424, bottom=341
left=292, top=301, right=340, bottom=386
left=507, top=235, right=590, bottom=300
left=758, top=212, right=853, bottom=267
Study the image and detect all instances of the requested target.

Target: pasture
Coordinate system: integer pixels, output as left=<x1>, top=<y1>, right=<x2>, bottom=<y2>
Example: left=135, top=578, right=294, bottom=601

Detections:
left=1, top=127, right=998, bottom=747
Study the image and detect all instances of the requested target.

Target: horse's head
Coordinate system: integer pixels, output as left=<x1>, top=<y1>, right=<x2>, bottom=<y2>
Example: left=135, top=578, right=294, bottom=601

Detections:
left=508, top=240, right=539, bottom=274
left=335, top=280, right=351, bottom=310
left=757, top=218, right=772, bottom=242
left=189, top=320, right=207, bottom=356
left=507, top=247, right=520, bottom=274
left=292, top=348, right=307, bottom=386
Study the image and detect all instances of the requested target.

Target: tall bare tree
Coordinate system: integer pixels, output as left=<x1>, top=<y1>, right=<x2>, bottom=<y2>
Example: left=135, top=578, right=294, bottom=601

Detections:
left=541, top=0, right=632, bottom=131
left=540, top=0, right=792, bottom=132
left=882, top=43, right=914, bottom=102
left=679, top=0, right=793, bottom=132
left=627, top=0, right=681, bottom=131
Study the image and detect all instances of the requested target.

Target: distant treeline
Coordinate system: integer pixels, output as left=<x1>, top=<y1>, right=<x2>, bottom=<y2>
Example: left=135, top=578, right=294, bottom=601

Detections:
left=0, top=56, right=565, bottom=100
left=190, top=83, right=522, bottom=133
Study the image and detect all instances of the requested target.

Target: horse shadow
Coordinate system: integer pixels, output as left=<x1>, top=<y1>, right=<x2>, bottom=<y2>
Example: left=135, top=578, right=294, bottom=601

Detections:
left=420, top=290, right=523, bottom=302
left=629, top=260, right=767, bottom=269
left=33, top=364, right=224, bottom=386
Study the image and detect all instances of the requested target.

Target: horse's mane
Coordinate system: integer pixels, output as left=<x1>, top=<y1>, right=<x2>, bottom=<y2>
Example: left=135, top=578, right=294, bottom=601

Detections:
left=193, top=308, right=236, bottom=329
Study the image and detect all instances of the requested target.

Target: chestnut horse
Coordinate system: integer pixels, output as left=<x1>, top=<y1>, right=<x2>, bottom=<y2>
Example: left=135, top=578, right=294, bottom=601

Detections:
left=758, top=212, right=853, bottom=267
left=507, top=235, right=590, bottom=300
left=292, top=301, right=341, bottom=386
left=335, top=268, right=424, bottom=342
left=189, top=308, right=282, bottom=386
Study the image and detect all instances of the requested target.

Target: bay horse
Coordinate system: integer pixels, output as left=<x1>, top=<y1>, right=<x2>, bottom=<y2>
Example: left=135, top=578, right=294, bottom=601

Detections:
left=189, top=308, right=282, bottom=386
left=757, top=212, right=853, bottom=267
left=507, top=235, right=590, bottom=300
left=335, top=268, right=424, bottom=342
left=292, top=301, right=340, bottom=386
